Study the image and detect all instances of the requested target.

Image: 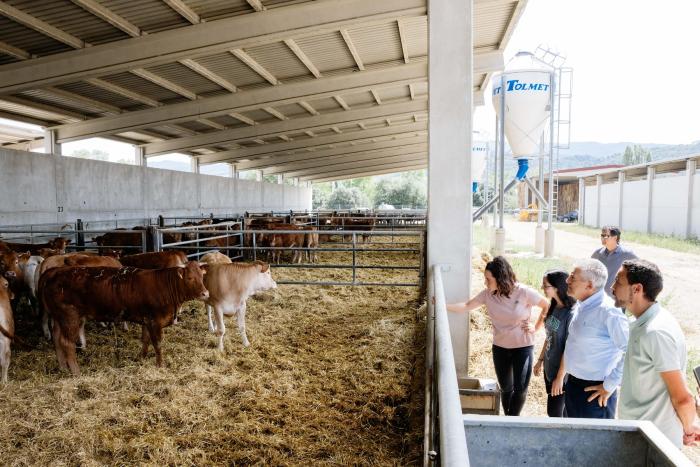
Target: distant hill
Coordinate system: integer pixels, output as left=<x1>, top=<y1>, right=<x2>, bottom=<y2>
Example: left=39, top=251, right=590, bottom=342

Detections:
left=556, top=140, right=700, bottom=169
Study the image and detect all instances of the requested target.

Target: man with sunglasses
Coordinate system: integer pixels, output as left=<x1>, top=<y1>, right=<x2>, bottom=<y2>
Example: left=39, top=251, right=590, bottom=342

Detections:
left=591, top=226, right=637, bottom=297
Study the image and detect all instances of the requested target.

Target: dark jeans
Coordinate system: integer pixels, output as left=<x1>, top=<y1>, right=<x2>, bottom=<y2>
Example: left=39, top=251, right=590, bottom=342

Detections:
left=492, top=344, right=533, bottom=416
left=564, top=374, right=617, bottom=419
left=544, top=375, right=566, bottom=417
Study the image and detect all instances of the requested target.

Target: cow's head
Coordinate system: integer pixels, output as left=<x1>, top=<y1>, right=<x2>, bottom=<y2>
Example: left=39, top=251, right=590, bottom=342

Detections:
left=0, top=276, right=13, bottom=301
left=253, top=261, right=277, bottom=291
left=0, top=250, right=21, bottom=281
left=50, top=237, right=72, bottom=253
left=178, top=261, right=209, bottom=300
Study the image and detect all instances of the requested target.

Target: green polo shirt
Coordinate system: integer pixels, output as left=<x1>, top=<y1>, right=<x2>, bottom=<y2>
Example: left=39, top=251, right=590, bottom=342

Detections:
left=619, top=303, right=687, bottom=447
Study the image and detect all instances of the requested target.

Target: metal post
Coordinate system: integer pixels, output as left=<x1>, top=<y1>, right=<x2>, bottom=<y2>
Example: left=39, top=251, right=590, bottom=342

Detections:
left=686, top=159, right=696, bottom=238
left=76, top=218, right=85, bottom=252
left=618, top=171, right=625, bottom=228
left=158, top=215, right=165, bottom=228
left=148, top=226, right=159, bottom=253
left=578, top=177, right=586, bottom=225
left=352, top=232, right=357, bottom=285
left=252, top=231, right=257, bottom=261
left=596, top=175, right=603, bottom=228
left=492, top=115, right=499, bottom=227
left=498, top=75, right=506, bottom=230
left=647, top=166, right=655, bottom=234
left=544, top=70, right=556, bottom=257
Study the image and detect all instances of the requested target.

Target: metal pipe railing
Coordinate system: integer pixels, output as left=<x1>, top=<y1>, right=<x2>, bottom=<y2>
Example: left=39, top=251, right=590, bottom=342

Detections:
left=431, top=265, right=470, bottom=466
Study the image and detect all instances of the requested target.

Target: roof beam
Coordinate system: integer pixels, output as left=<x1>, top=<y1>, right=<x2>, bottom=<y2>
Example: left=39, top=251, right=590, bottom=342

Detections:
left=229, top=112, right=256, bottom=126
left=132, top=68, right=197, bottom=100
left=300, top=159, right=426, bottom=181
left=0, top=0, right=426, bottom=94
left=306, top=163, right=426, bottom=183
left=54, top=61, right=426, bottom=141
left=197, top=120, right=426, bottom=164
left=86, top=77, right=161, bottom=107
left=179, top=59, right=239, bottom=93
left=397, top=19, right=410, bottom=63
left=163, top=0, right=200, bottom=24
left=0, top=40, right=31, bottom=60
left=46, top=86, right=122, bottom=114
left=70, top=0, right=141, bottom=37
left=370, top=89, right=382, bottom=105
left=334, top=95, right=350, bottom=110
left=262, top=141, right=427, bottom=173
left=298, top=101, right=319, bottom=116
left=247, top=0, right=266, bottom=12
left=0, top=110, right=52, bottom=127
left=340, top=29, right=364, bottom=71
left=0, top=1, right=85, bottom=49
left=284, top=39, right=321, bottom=78
left=142, top=98, right=426, bottom=156
left=231, top=49, right=279, bottom=85
left=0, top=95, right=87, bottom=120
left=198, top=118, right=226, bottom=130
left=263, top=107, right=287, bottom=121
left=279, top=152, right=427, bottom=178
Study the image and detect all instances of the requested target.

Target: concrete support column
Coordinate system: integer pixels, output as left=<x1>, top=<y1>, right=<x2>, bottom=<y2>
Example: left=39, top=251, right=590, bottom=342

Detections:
left=618, top=171, right=625, bottom=228
left=578, top=178, right=585, bottom=225
left=43, top=129, right=61, bottom=155
left=646, top=167, right=655, bottom=234
left=427, top=0, right=472, bottom=376
left=134, top=146, right=145, bottom=166
left=293, top=177, right=299, bottom=186
left=686, top=160, right=696, bottom=238
left=277, top=174, right=284, bottom=184
left=191, top=157, right=200, bottom=174
left=256, top=170, right=262, bottom=182
left=228, top=163, right=238, bottom=179
left=596, top=175, right=603, bottom=228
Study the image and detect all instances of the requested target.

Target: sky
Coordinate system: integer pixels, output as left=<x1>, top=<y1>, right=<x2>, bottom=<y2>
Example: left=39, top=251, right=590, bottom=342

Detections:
left=474, top=0, right=700, bottom=144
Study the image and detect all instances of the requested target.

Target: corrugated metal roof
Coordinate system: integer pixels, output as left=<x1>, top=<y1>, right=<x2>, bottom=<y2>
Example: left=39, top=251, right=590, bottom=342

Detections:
left=348, top=21, right=404, bottom=66
left=0, top=0, right=528, bottom=179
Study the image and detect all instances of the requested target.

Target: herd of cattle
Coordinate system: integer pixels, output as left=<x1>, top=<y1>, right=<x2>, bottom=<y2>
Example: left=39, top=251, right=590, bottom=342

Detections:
left=0, top=213, right=381, bottom=382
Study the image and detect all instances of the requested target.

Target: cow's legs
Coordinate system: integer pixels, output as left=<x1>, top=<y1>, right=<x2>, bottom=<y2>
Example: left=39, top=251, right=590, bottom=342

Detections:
left=0, top=337, right=10, bottom=384
left=236, top=302, right=250, bottom=347
left=141, top=325, right=150, bottom=358
left=77, top=318, right=86, bottom=349
left=51, top=320, right=68, bottom=371
left=213, top=306, right=226, bottom=352
left=207, top=304, right=216, bottom=333
left=148, top=324, right=164, bottom=366
left=41, top=310, right=51, bottom=340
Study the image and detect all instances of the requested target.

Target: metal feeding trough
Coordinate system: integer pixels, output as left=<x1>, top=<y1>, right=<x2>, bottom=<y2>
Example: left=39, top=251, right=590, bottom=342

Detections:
left=462, top=415, right=694, bottom=467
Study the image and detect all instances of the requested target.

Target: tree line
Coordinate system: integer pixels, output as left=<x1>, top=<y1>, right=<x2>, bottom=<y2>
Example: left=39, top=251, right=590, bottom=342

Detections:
left=312, top=170, right=427, bottom=209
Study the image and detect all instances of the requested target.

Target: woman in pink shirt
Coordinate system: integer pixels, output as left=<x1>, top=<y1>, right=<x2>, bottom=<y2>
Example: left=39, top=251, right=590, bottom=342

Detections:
left=448, top=256, right=548, bottom=415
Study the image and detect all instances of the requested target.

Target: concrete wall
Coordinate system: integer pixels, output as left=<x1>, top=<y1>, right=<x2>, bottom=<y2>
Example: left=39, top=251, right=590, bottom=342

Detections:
left=0, top=148, right=311, bottom=226
left=582, top=170, right=697, bottom=238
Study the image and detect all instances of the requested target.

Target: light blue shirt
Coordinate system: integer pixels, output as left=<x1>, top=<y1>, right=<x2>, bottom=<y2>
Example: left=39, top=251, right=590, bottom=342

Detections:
left=563, top=289, right=629, bottom=392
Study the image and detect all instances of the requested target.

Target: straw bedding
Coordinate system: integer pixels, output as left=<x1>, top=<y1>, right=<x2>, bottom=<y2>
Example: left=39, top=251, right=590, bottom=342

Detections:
left=0, top=238, right=425, bottom=466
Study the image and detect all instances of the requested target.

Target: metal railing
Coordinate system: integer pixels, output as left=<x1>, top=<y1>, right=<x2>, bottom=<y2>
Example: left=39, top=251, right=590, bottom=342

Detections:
left=425, top=265, right=469, bottom=466
left=244, top=228, right=425, bottom=287
left=0, top=226, right=149, bottom=254
left=156, top=221, right=244, bottom=260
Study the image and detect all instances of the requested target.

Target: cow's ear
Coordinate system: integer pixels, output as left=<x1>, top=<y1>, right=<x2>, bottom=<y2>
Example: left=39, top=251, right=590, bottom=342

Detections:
left=177, top=268, right=185, bottom=280
left=199, top=263, right=208, bottom=275
left=259, top=262, right=270, bottom=273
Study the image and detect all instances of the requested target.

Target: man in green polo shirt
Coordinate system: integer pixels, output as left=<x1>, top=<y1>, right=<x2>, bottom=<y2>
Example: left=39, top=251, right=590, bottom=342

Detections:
left=613, top=259, right=700, bottom=447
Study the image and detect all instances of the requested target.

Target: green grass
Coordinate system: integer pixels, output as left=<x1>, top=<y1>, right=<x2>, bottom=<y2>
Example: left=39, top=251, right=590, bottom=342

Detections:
left=508, top=256, right=573, bottom=291
left=557, top=223, right=700, bottom=255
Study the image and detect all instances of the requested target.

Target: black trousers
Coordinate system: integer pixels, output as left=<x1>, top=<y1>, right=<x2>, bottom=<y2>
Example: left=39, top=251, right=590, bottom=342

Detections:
left=492, top=344, right=533, bottom=416
left=544, top=374, right=566, bottom=417
left=564, top=374, right=617, bottom=419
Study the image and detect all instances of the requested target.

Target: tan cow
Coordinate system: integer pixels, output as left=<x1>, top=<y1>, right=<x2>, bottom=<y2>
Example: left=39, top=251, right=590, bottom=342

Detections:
left=201, top=261, right=276, bottom=352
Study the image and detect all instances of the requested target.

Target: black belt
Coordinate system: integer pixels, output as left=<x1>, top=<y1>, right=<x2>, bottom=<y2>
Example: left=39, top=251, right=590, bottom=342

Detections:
left=567, top=374, right=603, bottom=386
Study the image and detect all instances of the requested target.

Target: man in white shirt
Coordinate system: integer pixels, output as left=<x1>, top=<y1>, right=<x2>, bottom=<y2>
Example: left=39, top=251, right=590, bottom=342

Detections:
left=613, top=259, right=700, bottom=447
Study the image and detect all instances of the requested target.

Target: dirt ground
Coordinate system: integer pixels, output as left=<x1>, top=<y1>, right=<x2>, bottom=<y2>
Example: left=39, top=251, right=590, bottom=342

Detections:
left=469, top=219, right=700, bottom=464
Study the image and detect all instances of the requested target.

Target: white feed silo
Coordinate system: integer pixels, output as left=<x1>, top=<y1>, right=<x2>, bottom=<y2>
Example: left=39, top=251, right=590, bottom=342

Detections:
left=491, top=51, right=553, bottom=178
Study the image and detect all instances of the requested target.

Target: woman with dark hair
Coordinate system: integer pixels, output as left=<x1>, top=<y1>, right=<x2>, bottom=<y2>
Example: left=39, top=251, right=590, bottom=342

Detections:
left=447, top=256, right=549, bottom=416
left=533, top=269, right=577, bottom=417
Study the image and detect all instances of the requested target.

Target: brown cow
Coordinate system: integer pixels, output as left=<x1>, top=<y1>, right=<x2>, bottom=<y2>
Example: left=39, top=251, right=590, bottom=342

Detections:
left=40, top=262, right=209, bottom=375
left=0, top=247, right=24, bottom=309
left=0, top=276, right=14, bottom=383
left=119, top=251, right=187, bottom=270
left=38, top=253, right=123, bottom=342
left=94, top=229, right=144, bottom=256
left=202, top=261, right=276, bottom=351
left=2, top=237, right=71, bottom=256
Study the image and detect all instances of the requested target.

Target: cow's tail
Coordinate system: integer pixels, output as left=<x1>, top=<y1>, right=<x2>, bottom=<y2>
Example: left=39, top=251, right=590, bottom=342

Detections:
left=0, top=322, right=13, bottom=341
